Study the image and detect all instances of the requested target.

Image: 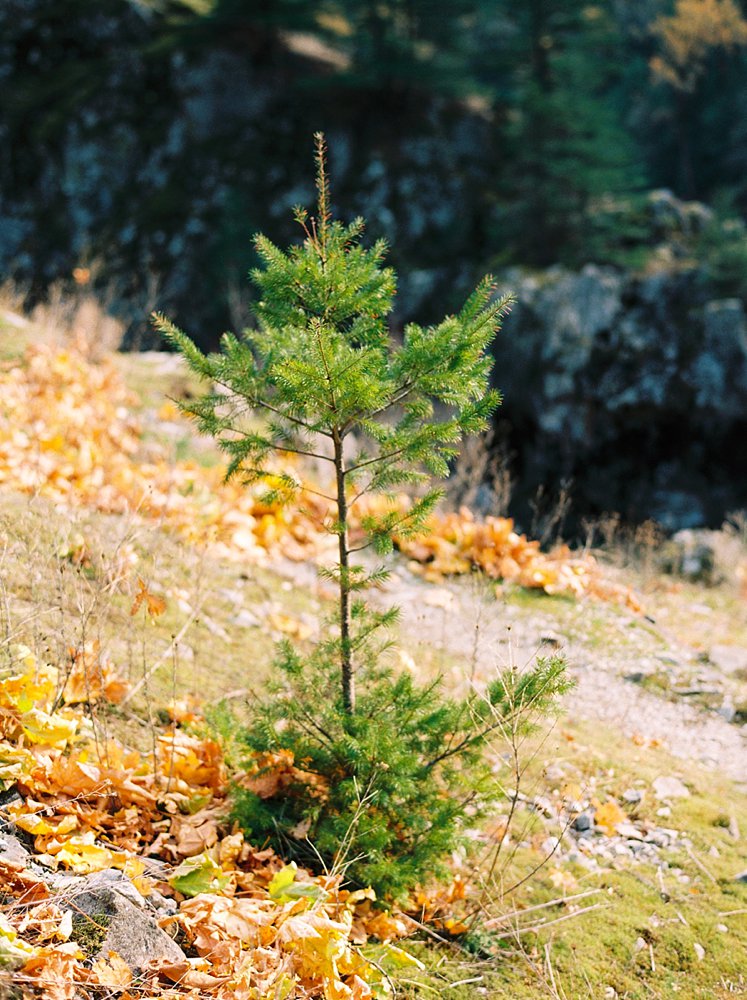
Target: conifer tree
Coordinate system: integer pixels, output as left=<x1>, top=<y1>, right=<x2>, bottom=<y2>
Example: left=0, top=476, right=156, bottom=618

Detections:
left=155, top=133, right=511, bottom=716
left=155, top=136, right=568, bottom=898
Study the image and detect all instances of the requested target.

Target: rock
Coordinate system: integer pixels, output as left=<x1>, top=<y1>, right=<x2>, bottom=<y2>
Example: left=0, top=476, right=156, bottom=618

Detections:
left=231, top=609, right=261, bottom=628
left=61, top=874, right=185, bottom=973
left=543, top=764, right=566, bottom=783
left=645, top=831, right=671, bottom=848
left=652, top=776, right=690, bottom=800
left=423, top=588, right=455, bottom=609
left=710, top=644, right=747, bottom=675
left=693, top=942, right=705, bottom=962
left=615, top=823, right=644, bottom=841
left=494, top=261, right=747, bottom=529
left=733, top=870, right=747, bottom=883
left=717, top=700, right=736, bottom=723
left=532, top=796, right=555, bottom=818
left=716, top=924, right=729, bottom=933
left=572, top=811, right=594, bottom=832
left=671, top=530, right=718, bottom=583
left=622, top=789, right=643, bottom=804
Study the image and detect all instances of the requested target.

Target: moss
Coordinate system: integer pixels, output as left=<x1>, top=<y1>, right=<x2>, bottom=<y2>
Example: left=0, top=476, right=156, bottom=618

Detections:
left=70, top=907, right=112, bottom=958
left=638, top=670, right=673, bottom=694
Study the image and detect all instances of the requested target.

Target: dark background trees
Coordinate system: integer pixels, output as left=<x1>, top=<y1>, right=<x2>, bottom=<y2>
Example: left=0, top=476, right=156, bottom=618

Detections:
left=4, top=0, right=747, bottom=342
left=3, top=0, right=747, bottom=530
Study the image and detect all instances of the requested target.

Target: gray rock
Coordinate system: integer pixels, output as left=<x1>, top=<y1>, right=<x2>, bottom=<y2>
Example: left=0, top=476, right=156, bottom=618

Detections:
left=710, top=644, right=747, bottom=675
left=645, top=831, right=671, bottom=848
left=572, top=811, right=594, bottom=832
left=493, top=256, right=747, bottom=529
left=733, top=870, right=747, bottom=883
left=652, top=776, right=690, bottom=800
left=231, top=608, right=261, bottom=628
left=622, top=789, right=643, bottom=804
left=615, top=823, right=644, bottom=841
left=61, top=876, right=185, bottom=973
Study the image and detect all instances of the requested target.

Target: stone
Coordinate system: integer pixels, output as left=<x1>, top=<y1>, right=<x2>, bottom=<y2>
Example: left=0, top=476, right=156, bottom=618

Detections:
left=532, top=795, right=555, bottom=818
left=710, top=644, right=747, bottom=675
left=493, top=259, right=747, bottom=529
left=615, top=823, right=644, bottom=841
left=645, top=831, right=671, bottom=848
left=543, top=764, right=566, bottom=783
left=733, top=870, right=747, bottom=883
left=231, top=609, right=260, bottom=628
left=622, top=789, right=643, bottom=804
left=572, top=811, right=594, bottom=832
left=671, top=530, right=718, bottom=583
left=693, top=942, right=705, bottom=962
left=652, top=776, right=690, bottom=801
left=61, top=874, right=185, bottom=973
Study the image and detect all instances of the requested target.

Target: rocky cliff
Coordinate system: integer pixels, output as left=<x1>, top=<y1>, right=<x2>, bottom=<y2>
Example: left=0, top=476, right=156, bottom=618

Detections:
left=493, top=262, right=747, bottom=530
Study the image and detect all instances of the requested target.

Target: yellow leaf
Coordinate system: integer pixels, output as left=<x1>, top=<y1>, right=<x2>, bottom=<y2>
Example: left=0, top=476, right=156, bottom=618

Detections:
left=594, top=800, right=627, bottom=836
left=54, top=834, right=114, bottom=874
left=130, top=577, right=166, bottom=618
left=21, top=709, right=78, bottom=747
left=91, top=951, right=132, bottom=989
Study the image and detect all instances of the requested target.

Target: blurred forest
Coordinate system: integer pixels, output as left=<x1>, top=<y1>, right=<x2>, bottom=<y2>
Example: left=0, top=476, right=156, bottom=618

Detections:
left=4, top=0, right=747, bottom=340
left=3, top=0, right=747, bottom=529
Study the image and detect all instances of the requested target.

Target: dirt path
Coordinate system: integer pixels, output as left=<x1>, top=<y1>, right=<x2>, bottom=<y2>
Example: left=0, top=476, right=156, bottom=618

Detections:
left=372, top=570, right=747, bottom=787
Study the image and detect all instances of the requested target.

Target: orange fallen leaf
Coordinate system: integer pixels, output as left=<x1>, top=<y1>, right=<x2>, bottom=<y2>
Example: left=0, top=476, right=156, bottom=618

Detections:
left=130, top=577, right=166, bottom=618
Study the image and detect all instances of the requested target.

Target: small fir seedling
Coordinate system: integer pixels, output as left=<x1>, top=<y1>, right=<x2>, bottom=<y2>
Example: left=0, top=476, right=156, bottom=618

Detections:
left=155, top=135, right=568, bottom=899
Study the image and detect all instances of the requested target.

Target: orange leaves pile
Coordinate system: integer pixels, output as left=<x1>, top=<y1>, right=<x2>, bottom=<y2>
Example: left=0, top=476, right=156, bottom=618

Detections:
left=0, top=342, right=331, bottom=563
left=0, top=644, right=413, bottom=999
left=0, top=343, right=640, bottom=610
left=368, top=502, right=643, bottom=612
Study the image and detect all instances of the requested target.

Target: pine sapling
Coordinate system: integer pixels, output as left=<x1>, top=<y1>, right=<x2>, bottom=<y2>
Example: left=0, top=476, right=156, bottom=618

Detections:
left=155, top=133, right=512, bottom=716
left=155, top=135, right=569, bottom=899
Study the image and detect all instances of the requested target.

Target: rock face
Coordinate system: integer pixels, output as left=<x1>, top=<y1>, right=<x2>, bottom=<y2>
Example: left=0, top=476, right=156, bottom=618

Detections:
left=493, top=264, right=747, bottom=529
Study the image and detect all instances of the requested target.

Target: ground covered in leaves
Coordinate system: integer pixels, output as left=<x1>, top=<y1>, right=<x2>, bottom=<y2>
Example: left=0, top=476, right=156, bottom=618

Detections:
left=0, top=315, right=746, bottom=999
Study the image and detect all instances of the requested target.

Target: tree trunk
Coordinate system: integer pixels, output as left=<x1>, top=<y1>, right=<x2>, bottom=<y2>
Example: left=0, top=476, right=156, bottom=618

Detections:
left=333, top=433, right=354, bottom=714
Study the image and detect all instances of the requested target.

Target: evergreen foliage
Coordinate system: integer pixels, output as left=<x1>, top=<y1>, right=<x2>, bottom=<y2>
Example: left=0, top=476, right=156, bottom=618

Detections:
left=155, top=135, right=569, bottom=900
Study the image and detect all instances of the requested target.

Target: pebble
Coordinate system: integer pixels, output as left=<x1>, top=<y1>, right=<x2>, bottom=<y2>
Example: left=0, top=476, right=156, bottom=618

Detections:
left=622, top=788, right=643, bottom=804
left=615, top=823, right=644, bottom=841
left=645, top=831, right=670, bottom=848
left=693, top=942, right=705, bottom=961
left=733, top=870, right=747, bottom=883
left=572, top=811, right=594, bottom=832
left=709, top=644, right=747, bottom=674
left=652, top=776, right=690, bottom=800
left=544, top=764, right=565, bottom=783
left=231, top=609, right=260, bottom=628
left=716, top=923, right=729, bottom=933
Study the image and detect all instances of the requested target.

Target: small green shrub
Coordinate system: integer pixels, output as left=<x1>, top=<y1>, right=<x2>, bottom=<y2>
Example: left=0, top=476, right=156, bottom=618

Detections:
left=231, top=650, right=570, bottom=900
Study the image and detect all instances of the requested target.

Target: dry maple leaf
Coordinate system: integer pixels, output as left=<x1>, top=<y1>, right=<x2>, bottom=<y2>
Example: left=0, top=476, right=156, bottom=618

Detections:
left=130, top=577, right=167, bottom=618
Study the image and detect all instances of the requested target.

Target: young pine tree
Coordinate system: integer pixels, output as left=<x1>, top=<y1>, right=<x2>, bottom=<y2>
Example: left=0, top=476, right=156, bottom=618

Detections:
left=155, top=135, right=568, bottom=899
